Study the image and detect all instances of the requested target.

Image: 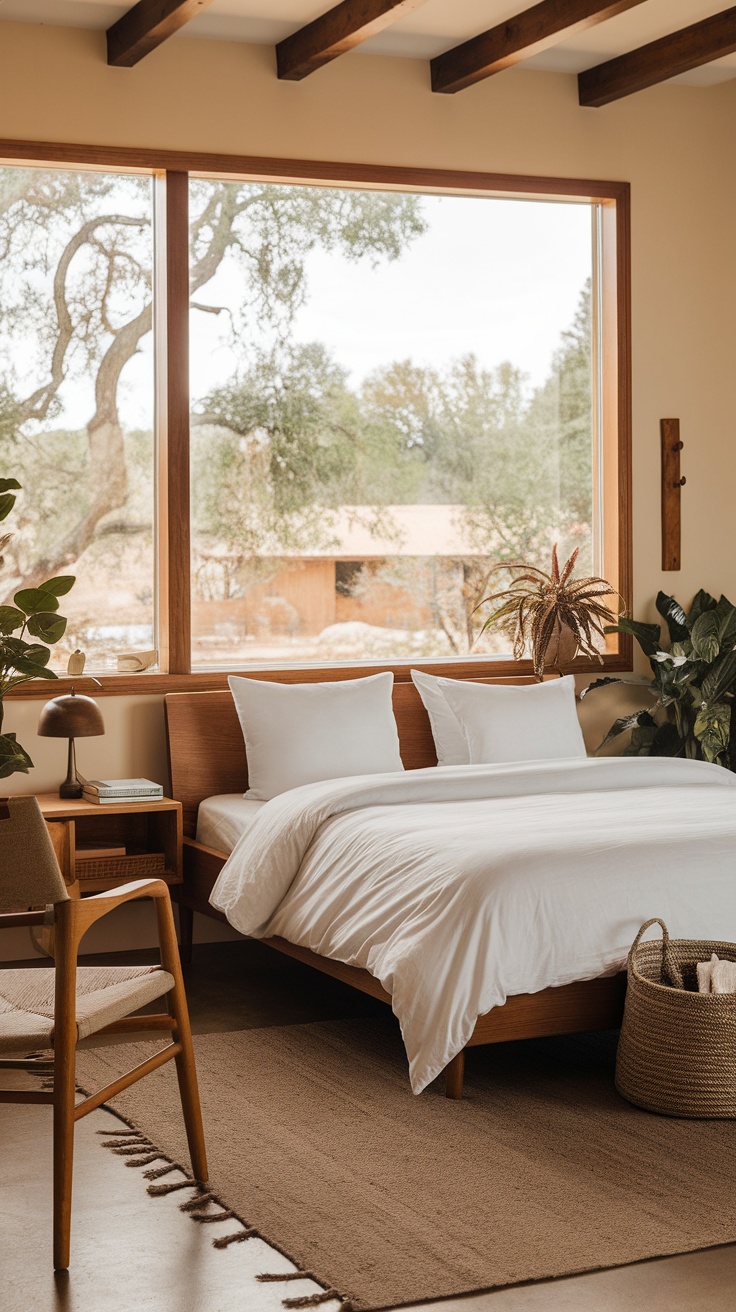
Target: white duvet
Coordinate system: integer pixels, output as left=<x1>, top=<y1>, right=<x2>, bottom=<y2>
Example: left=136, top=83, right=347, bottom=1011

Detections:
left=210, top=757, right=736, bottom=1093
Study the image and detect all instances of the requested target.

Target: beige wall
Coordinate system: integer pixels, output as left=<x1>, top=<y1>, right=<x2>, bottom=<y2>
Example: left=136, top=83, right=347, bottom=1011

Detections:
left=1, top=22, right=735, bottom=949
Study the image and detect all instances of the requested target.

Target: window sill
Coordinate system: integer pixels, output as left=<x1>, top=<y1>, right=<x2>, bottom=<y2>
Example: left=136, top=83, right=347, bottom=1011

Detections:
left=5, top=649, right=631, bottom=698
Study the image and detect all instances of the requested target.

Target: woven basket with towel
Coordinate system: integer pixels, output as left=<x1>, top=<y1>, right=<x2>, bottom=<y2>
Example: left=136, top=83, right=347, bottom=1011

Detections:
left=616, top=918, right=736, bottom=1118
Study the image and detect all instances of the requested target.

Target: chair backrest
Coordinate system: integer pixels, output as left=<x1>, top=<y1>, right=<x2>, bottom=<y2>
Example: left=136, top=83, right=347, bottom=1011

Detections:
left=0, top=796, right=69, bottom=912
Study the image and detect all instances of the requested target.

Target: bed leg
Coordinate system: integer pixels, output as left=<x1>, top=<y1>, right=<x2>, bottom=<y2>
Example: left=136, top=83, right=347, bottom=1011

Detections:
left=178, top=903, right=194, bottom=965
left=445, top=1049, right=465, bottom=1100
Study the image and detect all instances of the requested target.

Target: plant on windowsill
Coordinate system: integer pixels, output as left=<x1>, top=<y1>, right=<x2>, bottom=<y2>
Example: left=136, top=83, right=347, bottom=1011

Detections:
left=0, top=477, right=75, bottom=778
left=583, top=590, right=736, bottom=768
left=476, top=544, right=621, bottom=679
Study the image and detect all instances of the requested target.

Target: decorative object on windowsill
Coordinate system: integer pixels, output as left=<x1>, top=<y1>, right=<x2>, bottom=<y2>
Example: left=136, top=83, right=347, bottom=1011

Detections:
left=37, top=686, right=105, bottom=799
left=616, top=918, right=736, bottom=1118
left=475, top=545, right=621, bottom=680
left=67, top=649, right=86, bottom=676
left=116, top=648, right=157, bottom=673
left=584, top=589, right=736, bottom=769
left=0, top=475, right=76, bottom=779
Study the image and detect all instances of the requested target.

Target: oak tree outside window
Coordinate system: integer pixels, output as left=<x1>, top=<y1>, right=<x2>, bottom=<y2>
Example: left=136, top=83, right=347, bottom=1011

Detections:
left=0, top=149, right=631, bottom=691
left=0, top=166, right=155, bottom=671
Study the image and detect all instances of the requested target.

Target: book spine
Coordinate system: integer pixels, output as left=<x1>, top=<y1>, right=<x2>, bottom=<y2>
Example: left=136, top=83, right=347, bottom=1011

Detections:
left=84, top=788, right=162, bottom=798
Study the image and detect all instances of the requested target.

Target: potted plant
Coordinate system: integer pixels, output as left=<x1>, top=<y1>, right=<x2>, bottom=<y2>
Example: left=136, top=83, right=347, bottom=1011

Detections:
left=477, top=544, right=621, bottom=679
left=0, top=476, right=75, bottom=778
left=584, top=590, right=736, bottom=767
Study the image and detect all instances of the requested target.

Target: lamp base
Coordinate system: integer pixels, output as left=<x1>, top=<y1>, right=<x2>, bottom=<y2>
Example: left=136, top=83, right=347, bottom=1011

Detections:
left=59, top=739, right=84, bottom=800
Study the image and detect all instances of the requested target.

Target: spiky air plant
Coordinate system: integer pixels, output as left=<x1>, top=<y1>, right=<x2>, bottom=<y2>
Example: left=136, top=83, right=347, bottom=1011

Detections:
left=477, top=545, right=621, bottom=679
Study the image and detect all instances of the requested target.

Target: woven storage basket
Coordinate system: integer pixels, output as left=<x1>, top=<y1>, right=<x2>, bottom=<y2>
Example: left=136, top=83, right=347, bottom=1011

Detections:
left=75, top=851, right=166, bottom=882
left=616, top=918, right=736, bottom=1118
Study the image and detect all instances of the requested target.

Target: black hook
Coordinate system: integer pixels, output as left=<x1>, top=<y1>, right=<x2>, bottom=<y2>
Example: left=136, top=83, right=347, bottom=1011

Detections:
left=673, top=476, right=686, bottom=487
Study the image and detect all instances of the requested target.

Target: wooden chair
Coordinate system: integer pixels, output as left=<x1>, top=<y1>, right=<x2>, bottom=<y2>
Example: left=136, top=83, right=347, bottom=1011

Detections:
left=0, top=796, right=208, bottom=1270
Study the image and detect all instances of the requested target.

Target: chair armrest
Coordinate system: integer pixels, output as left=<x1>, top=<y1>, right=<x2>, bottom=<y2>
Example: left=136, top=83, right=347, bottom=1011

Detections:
left=63, top=878, right=172, bottom=940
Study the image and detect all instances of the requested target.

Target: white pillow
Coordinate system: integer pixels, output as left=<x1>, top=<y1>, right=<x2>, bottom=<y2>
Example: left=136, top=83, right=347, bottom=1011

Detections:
left=438, top=674, right=586, bottom=765
left=228, top=672, right=404, bottom=801
left=410, top=669, right=470, bottom=766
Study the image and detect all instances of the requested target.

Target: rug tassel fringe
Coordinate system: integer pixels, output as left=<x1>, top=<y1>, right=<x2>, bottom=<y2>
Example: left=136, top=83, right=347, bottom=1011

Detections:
left=213, top=1227, right=259, bottom=1249
left=93, top=1109, right=348, bottom=1307
left=258, top=1272, right=351, bottom=1309
left=143, top=1161, right=177, bottom=1181
left=179, top=1191, right=217, bottom=1213
left=283, top=1292, right=349, bottom=1309
left=147, top=1178, right=201, bottom=1198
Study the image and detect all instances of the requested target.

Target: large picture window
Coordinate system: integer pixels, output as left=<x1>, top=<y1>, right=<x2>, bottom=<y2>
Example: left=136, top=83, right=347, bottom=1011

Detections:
left=0, top=146, right=630, bottom=692
left=189, top=181, right=598, bottom=667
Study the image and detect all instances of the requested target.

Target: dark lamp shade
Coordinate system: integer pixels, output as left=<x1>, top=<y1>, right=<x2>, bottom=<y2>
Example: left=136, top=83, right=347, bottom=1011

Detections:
left=37, top=692, right=105, bottom=739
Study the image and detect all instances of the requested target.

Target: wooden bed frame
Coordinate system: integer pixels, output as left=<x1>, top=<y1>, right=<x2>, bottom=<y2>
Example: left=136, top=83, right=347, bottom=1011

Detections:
left=165, top=681, right=626, bottom=1098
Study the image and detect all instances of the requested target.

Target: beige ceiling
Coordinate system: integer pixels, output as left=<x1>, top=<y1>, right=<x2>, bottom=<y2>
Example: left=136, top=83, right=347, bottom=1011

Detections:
left=2, top=0, right=735, bottom=86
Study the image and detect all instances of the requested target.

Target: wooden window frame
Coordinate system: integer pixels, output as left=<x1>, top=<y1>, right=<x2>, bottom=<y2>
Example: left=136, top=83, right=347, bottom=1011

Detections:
left=0, top=139, right=632, bottom=698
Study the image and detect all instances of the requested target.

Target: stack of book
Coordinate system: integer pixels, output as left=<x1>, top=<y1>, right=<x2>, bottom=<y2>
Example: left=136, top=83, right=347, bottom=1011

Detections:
left=82, top=778, right=164, bottom=805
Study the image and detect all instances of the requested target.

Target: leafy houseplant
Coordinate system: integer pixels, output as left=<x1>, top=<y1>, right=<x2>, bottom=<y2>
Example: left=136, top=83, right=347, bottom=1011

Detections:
left=477, top=545, right=621, bottom=679
left=586, top=589, right=736, bottom=767
left=0, top=477, right=75, bottom=778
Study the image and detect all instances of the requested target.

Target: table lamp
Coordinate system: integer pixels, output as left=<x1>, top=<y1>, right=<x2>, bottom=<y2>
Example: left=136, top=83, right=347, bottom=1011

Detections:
left=37, top=688, right=105, bottom=799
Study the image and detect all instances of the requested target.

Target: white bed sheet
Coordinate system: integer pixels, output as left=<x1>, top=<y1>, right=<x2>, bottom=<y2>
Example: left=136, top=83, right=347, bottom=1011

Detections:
left=196, top=794, right=266, bottom=854
left=209, top=757, right=736, bottom=1093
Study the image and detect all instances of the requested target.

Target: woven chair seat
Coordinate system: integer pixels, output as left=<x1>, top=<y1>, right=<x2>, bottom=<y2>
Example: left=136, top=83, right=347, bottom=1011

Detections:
left=0, top=965, right=175, bottom=1055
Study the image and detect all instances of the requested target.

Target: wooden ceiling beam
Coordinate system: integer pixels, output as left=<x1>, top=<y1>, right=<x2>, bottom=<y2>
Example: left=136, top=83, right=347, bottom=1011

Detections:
left=107, top=0, right=215, bottom=68
left=431, top=0, right=650, bottom=95
left=276, top=0, right=428, bottom=81
left=579, top=6, right=736, bottom=106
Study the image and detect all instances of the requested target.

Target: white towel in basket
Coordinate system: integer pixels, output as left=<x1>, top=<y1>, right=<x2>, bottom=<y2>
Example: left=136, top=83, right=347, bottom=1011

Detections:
left=697, top=953, right=736, bottom=994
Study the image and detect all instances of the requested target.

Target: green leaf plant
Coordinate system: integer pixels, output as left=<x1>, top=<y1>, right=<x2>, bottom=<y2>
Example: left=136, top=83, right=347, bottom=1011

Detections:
left=0, top=477, right=75, bottom=777
left=583, top=589, right=736, bottom=768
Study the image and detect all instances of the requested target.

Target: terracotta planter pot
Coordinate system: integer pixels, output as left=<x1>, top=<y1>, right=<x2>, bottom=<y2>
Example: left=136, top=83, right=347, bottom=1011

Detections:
left=542, top=620, right=579, bottom=672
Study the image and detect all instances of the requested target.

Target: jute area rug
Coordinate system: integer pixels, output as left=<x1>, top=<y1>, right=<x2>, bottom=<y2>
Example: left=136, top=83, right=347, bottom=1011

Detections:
left=77, top=1019, right=736, bottom=1311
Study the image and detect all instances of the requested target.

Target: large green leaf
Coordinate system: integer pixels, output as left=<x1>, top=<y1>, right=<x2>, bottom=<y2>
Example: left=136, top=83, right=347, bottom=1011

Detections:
left=0, top=732, right=33, bottom=778
left=0, top=492, right=16, bottom=524
left=13, top=587, right=60, bottom=616
left=39, top=575, right=76, bottom=598
left=714, top=594, right=736, bottom=654
left=687, top=589, right=717, bottom=628
left=26, top=612, right=67, bottom=644
left=18, top=643, right=51, bottom=667
left=690, top=609, right=721, bottom=662
left=623, top=723, right=659, bottom=756
left=694, top=701, right=731, bottom=764
left=6, top=656, right=58, bottom=679
left=0, top=605, right=25, bottom=635
left=605, top=617, right=661, bottom=658
left=701, top=650, right=736, bottom=704
left=596, top=709, right=655, bottom=752
left=655, top=592, right=689, bottom=644
left=0, top=478, right=21, bottom=494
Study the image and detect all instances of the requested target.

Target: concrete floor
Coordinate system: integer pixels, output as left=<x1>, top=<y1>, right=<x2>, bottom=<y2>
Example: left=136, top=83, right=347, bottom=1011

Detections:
left=2, top=937, right=736, bottom=1311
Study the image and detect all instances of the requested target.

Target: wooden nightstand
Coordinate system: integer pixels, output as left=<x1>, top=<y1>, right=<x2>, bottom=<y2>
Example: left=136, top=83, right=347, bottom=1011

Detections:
left=35, top=793, right=183, bottom=896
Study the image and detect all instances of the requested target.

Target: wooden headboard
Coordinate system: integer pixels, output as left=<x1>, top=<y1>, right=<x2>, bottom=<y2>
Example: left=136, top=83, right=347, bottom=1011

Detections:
left=165, top=676, right=534, bottom=837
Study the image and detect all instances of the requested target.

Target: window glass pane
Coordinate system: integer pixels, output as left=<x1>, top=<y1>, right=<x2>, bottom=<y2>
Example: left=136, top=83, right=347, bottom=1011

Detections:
left=189, top=180, right=595, bottom=668
left=0, top=166, right=155, bottom=672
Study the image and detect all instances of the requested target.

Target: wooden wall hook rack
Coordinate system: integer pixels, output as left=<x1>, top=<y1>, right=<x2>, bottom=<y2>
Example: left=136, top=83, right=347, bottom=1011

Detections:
left=661, top=418, right=684, bottom=571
